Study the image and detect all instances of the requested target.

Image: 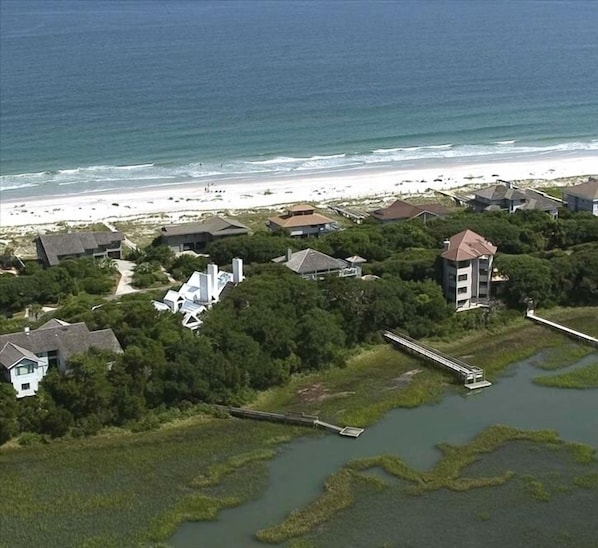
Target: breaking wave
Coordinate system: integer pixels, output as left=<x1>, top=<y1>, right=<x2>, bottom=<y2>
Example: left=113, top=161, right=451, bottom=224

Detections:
left=2, top=140, right=597, bottom=197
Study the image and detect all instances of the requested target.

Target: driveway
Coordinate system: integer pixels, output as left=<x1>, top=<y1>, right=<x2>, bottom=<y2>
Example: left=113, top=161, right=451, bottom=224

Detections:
left=114, top=259, right=138, bottom=296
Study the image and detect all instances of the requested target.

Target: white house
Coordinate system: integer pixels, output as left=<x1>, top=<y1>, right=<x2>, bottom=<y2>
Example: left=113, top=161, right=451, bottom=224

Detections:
left=0, top=319, right=122, bottom=398
left=441, top=230, right=497, bottom=311
left=153, top=258, right=244, bottom=330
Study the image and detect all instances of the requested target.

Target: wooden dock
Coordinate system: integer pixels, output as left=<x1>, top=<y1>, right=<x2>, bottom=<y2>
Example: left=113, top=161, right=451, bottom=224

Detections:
left=226, top=407, right=364, bottom=438
left=526, top=310, right=598, bottom=347
left=383, top=331, right=491, bottom=389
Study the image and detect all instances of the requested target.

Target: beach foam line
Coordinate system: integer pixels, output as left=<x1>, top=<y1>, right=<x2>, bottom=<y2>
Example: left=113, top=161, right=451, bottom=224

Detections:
left=2, top=153, right=596, bottom=229
left=2, top=140, right=598, bottom=195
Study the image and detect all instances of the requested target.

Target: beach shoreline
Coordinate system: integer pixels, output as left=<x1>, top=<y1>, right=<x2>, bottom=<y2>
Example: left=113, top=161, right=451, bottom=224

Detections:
left=1, top=153, right=597, bottom=230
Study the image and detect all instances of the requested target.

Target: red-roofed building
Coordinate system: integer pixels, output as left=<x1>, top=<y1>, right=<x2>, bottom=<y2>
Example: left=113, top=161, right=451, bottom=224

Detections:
left=441, top=229, right=497, bottom=311
left=268, top=204, right=336, bottom=238
left=370, top=199, right=450, bottom=224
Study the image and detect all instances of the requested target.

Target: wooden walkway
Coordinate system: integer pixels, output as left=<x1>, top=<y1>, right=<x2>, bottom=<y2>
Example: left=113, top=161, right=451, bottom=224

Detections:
left=328, top=205, right=367, bottom=223
left=526, top=311, right=598, bottom=347
left=383, top=331, right=491, bottom=389
left=226, top=407, right=364, bottom=438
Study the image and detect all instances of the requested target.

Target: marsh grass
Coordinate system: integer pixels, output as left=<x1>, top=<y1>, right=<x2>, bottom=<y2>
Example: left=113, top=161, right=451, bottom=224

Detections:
left=573, top=472, right=598, bottom=489
left=522, top=476, right=551, bottom=501
left=255, top=469, right=386, bottom=544
left=253, top=345, right=449, bottom=428
left=530, top=343, right=593, bottom=371
left=543, top=307, right=598, bottom=338
left=258, top=425, right=581, bottom=544
left=533, top=361, right=598, bottom=389
left=3, top=307, right=597, bottom=546
left=0, top=417, right=298, bottom=547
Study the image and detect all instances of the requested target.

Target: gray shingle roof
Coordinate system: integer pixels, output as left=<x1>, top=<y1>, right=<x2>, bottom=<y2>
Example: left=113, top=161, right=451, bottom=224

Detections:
left=563, top=179, right=598, bottom=201
left=0, top=321, right=123, bottom=370
left=475, top=185, right=528, bottom=202
left=0, top=342, right=42, bottom=370
left=160, top=216, right=249, bottom=237
left=37, top=231, right=124, bottom=266
left=273, top=248, right=349, bottom=275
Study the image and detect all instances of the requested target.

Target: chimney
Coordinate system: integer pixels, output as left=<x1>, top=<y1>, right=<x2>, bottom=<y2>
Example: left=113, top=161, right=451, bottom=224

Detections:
left=286, top=248, right=293, bottom=262
left=232, top=257, right=244, bottom=284
left=443, top=239, right=450, bottom=251
left=198, top=272, right=213, bottom=303
left=207, top=264, right=218, bottom=300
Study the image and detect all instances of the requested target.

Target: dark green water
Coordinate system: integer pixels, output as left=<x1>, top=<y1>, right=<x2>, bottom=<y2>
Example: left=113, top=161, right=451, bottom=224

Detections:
left=172, top=352, right=598, bottom=547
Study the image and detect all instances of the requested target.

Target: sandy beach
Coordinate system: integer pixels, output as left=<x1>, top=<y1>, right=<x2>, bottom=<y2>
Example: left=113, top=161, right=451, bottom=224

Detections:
left=1, top=154, right=597, bottom=230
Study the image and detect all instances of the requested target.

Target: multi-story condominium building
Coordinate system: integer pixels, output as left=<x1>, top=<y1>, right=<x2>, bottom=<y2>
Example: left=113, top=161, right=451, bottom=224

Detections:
left=441, top=229, right=497, bottom=311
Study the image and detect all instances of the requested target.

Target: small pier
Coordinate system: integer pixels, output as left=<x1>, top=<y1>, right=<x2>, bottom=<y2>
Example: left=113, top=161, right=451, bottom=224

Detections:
left=526, top=310, right=598, bottom=347
left=383, top=331, right=491, bottom=389
left=226, top=407, right=364, bottom=438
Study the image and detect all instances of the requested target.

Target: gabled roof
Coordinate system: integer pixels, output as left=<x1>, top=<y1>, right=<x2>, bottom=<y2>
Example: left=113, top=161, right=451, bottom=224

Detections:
left=37, top=318, right=70, bottom=330
left=0, top=321, right=123, bottom=370
left=474, top=185, right=528, bottom=202
left=268, top=213, right=333, bottom=228
left=36, top=231, right=124, bottom=266
left=518, top=190, right=561, bottom=212
left=273, top=248, right=349, bottom=274
left=441, top=230, right=497, bottom=261
left=370, top=199, right=449, bottom=222
left=563, top=179, right=598, bottom=201
left=160, top=216, right=249, bottom=237
left=0, top=342, right=43, bottom=370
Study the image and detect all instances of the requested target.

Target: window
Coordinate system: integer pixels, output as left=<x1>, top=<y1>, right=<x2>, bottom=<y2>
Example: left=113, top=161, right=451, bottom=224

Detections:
left=21, top=383, right=31, bottom=391
left=47, top=351, right=59, bottom=369
left=457, top=274, right=468, bottom=281
left=457, top=299, right=467, bottom=307
left=458, top=287, right=468, bottom=294
left=16, top=361, right=36, bottom=376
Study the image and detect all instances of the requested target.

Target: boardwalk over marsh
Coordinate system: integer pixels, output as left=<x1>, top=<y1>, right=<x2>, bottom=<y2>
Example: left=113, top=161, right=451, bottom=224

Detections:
left=526, top=310, right=598, bottom=347
left=383, top=331, right=491, bottom=389
left=226, top=407, right=364, bottom=438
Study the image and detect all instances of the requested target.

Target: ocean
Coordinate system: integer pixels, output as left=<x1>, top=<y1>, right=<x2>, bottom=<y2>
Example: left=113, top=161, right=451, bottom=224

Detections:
left=1, top=0, right=597, bottom=201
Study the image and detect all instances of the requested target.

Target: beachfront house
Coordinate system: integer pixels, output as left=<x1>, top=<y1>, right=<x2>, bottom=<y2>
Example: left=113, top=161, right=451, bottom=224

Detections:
left=441, top=230, right=497, bottom=311
left=563, top=178, right=598, bottom=216
left=35, top=231, right=124, bottom=267
left=159, top=216, right=250, bottom=253
left=267, top=205, right=336, bottom=238
left=272, top=248, right=365, bottom=280
left=469, top=182, right=561, bottom=217
left=370, top=199, right=450, bottom=224
left=0, top=319, right=122, bottom=398
left=153, top=258, right=244, bottom=330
